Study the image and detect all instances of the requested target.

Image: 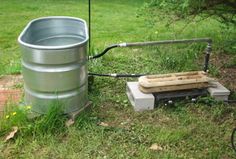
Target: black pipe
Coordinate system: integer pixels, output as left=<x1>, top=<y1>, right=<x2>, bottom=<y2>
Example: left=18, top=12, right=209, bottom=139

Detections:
left=89, top=44, right=119, bottom=59
left=88, top=73, right=110, bottom=77
left=204, top=42, right=212, bottom=72
left=225, top=100, right=236, bottom=103
left=88, top=72, right=145, bottom=78
left=231, top=128, right=236, bottom=153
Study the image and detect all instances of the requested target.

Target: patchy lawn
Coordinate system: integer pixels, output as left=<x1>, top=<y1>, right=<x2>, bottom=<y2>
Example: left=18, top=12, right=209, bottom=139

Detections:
left=0, top=0, right=235, bottom=158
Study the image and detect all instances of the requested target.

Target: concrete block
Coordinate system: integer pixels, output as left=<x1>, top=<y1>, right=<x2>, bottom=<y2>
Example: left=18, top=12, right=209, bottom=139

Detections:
left=126, top=82, right=155, bottom=111
left=208, top=82, right=230, bottom=101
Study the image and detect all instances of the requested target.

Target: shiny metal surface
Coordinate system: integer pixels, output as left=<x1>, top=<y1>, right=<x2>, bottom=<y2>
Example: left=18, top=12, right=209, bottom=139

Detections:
left=18, top=16, right=89, bottom=114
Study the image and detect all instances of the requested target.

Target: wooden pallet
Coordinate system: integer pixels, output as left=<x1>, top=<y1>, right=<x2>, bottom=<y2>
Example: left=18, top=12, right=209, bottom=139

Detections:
left=139, top=71, right=214, bottom=93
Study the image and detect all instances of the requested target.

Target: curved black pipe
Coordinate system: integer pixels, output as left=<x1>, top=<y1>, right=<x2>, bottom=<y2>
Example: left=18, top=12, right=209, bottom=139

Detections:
left=89, top=44, right=118, bottom=59
left=231, top=128, right=236, bottom=153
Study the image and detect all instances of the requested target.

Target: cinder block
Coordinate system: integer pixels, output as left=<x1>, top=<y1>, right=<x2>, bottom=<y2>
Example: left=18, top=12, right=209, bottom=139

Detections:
left=126, top=82, right=154, bottom=111
left=208, top=82, right=230, bottom=101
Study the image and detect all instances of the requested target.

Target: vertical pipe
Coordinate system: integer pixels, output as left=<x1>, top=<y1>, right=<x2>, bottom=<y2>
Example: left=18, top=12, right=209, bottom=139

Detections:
left=88, top=0, right=91, bottom=54
left=204, top=42, right=212, bottom=72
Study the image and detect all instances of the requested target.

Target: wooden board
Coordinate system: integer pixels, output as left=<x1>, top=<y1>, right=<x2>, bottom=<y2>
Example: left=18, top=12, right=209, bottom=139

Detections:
left=67, top=101, right=92, bottom=121
left=139, top=71, right=213, bottom=88
left=139, top=82, right=210, bottom=93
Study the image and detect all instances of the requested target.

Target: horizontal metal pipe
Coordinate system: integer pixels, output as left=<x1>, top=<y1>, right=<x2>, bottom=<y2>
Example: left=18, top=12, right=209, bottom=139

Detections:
left=90, top=38, right=212, bottom=60
left=89, top=38, right=212, bottom=72
left=119, top=38, right=212, bottom=47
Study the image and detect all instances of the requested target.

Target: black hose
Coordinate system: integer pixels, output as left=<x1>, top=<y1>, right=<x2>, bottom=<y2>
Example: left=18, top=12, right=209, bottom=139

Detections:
left=231, top=128, right=236, bottom=153
left=89, top=44, right=119, bottom=59
left=88, top=73, right=111, bottom=77
left=224, top=100, right=236, bottom=104
left=88, top=72, right=145, bottom=78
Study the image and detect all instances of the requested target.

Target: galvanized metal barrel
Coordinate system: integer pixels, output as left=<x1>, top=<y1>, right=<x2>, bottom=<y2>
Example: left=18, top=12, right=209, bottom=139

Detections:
left=18, top=16, right=89, bottom=114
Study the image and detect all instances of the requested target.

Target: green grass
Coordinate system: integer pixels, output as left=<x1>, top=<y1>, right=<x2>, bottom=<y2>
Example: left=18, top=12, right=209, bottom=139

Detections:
left=0, top=0, right=236, bottom=158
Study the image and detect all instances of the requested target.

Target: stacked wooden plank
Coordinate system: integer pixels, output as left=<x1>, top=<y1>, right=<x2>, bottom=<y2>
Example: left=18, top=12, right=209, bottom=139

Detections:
left=139, top=71, right=214, bottom=93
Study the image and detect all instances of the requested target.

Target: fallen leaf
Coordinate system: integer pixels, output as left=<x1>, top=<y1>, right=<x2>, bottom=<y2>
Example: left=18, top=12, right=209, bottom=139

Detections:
left=65, top=119, right=75, bottom=127
left=4, top=126, right=18, bottom=142
left=149, top=143, right=163, bottom=151
left=99, top=122, right=109, bottom=127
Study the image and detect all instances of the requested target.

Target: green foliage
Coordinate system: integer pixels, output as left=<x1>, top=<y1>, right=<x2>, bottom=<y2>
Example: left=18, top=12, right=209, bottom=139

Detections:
left=224, top=56, right=236, bottom=68
left=159, top=47, right=201, bottom=71
left=197, top=96, right=220, bottom=106
left=138, top=1, right=236, bottom=55
left=0, top=104, right=29, bottom=137
left=208, top=65, right=220, bottom=77
left=33, top=104, right=67, bottom=135
left=229, top=91, right=236, bottom=100
left=0, top=103, right=68, bottom=140
left=146, top=0, right=236, bottom=24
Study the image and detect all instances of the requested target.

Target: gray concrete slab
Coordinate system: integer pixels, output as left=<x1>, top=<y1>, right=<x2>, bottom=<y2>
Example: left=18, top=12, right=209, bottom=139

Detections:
left=126, top=82, right=154, bottom=111
left=208, top=82, right=230, bottom=101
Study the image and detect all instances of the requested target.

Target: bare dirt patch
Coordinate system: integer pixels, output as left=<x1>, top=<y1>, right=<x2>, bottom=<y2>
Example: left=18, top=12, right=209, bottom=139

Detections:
left=210, top=53, right=236, bottom=91
left=0, top=75, right=23, bottom=113
left=0, top=74, right=23, bottom=89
